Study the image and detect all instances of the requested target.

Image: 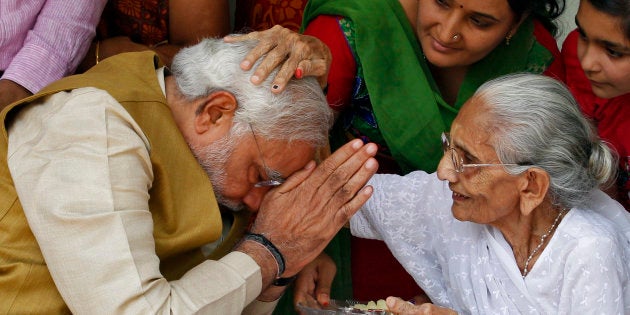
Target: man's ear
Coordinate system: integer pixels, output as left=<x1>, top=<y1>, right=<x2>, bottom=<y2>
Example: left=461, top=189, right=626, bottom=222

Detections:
left=518, top=168, right=550, bottom=216
left=194, top=91, right=237, bottom=142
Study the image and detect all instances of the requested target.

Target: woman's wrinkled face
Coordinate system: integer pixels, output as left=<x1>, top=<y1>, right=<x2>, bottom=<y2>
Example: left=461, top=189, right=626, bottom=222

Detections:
left=576, top=0, right=630, bottom=99
left=417, top=0, right=518, bottom=68
left=436, top=96, right=522, bottom=225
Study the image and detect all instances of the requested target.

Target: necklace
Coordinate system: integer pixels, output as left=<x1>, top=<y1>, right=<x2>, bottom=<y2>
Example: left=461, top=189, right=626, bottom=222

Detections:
left=522, top=208, right=567, bottom=278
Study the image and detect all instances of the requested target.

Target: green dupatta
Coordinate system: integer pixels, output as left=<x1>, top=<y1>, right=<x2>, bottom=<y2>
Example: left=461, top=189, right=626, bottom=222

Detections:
left=301, top=0, right=554, bottom=173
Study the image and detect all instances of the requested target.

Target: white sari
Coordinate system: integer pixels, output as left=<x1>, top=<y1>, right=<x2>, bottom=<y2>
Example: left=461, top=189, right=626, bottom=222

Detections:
left=350, top=171, right=630, bottom=314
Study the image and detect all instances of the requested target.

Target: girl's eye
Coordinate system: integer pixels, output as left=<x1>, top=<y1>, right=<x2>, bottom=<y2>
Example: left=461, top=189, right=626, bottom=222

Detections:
left=606, top=47, right=624, bottom=58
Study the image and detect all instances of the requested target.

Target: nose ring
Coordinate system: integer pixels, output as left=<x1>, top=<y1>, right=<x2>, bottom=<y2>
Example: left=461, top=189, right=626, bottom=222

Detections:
left=452, top=34, right=460, bottom=40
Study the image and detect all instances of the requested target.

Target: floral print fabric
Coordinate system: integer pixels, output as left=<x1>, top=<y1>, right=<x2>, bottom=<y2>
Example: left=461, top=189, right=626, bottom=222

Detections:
left=234, top=0, right=306, bottom=32
left=97, top=0, right=169, bottom=46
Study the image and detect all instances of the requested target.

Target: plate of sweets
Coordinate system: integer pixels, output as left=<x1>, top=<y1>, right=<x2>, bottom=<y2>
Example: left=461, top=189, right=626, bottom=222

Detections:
left=297, top=299, right=393, bottom=315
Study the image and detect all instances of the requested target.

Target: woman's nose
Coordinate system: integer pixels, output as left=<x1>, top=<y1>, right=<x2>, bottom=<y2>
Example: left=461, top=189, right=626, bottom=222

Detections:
left=439, top=12, right=462, bottom=43
left=578, top=42, right=601, bottom=74
left=436, top=152, right=458, bottom=182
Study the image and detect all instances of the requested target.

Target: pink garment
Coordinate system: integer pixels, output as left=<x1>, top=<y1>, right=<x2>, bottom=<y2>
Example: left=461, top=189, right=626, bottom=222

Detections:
left=0, top=0, right=106, bottom=93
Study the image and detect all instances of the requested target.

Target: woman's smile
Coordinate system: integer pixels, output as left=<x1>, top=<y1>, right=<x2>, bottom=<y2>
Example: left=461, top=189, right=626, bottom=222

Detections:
left=431, top=36, right=460, bottom=53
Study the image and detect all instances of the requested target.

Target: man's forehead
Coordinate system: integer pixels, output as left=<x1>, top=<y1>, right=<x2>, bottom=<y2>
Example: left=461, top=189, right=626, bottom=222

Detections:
left=262, top=140, right=316, bottom=173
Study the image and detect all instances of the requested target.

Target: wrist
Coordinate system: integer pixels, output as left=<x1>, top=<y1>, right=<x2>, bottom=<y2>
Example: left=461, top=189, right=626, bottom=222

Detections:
left=243, top=233, right=286, bottom=277
left=241, top=233, right=298, bottom=287
left=236, top=236, right=285, bottom=289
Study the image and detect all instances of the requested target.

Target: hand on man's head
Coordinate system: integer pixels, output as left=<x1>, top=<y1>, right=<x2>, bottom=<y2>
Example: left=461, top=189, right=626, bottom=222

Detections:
left=224, top=25, right=331, bottom=93
left=251, top=139, right=378, bottom=277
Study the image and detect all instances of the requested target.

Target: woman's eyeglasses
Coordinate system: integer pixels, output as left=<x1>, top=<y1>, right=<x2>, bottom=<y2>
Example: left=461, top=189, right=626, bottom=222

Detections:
left=441, top=132, right=519, bottom=173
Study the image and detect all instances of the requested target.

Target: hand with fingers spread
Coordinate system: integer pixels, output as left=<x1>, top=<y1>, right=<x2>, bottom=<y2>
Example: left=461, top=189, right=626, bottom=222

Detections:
left=223, top=25, right=331, bottom=93
left=247, top=139, right=377, bottom=284
left=293, top=252, right=336, bottom=310
left=386, top=297, right=458, bottom=315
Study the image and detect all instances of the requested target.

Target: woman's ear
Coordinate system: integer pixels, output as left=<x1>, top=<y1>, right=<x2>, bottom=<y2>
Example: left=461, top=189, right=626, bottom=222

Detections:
left=519, top=168, right=550, bottom=216
left=194, top=91, right=237, bottom=142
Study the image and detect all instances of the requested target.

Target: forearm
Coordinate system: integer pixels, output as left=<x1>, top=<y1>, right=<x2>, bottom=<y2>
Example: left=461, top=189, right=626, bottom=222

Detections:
left=4, top=0, right=106, bottom=92
left=169, top=0, right=230, bottom=44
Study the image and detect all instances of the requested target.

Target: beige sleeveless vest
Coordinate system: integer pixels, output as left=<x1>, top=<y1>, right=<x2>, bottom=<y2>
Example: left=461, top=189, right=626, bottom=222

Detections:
left=0, top=52, right=251, bottom=314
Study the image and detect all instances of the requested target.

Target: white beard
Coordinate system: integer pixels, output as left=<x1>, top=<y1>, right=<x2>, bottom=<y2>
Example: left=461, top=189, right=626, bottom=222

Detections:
left=189, top=132, right=245, bottom=212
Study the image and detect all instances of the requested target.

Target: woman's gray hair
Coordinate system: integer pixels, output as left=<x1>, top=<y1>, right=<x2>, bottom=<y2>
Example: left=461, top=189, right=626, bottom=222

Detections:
left=170, top=37, right=333, bottom=147
left=475, top=73, right=617, bottom=208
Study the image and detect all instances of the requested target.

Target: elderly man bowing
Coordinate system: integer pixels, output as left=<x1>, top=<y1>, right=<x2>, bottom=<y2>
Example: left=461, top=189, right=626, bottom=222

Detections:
left=0, top=38, right=377, bottom=314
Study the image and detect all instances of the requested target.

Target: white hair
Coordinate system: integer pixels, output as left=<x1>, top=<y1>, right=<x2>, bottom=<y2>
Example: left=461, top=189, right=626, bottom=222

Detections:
left=475, top=73, right=617, bottom=208
left=170, top=37, right=333, bottom=147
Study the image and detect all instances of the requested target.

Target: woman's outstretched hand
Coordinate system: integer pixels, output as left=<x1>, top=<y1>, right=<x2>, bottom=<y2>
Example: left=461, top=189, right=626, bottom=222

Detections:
left=224, top=25, right=331, bottom=93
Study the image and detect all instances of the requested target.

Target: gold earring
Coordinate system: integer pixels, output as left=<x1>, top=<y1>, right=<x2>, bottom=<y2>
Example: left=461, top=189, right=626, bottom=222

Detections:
left=506, top=33, right=513, bottom=46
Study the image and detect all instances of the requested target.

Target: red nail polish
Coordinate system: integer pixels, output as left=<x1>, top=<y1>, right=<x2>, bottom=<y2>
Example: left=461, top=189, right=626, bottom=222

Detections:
left=295, top=68, right=303, bottom=79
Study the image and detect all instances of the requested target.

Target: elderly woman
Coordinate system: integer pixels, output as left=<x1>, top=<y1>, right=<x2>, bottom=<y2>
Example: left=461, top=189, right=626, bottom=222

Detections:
left=348, top=73, right=630, bottom=314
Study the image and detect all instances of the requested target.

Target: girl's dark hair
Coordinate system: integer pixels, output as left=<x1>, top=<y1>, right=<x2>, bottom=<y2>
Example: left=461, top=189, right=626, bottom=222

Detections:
left=588, top=0, right=630, bottom=39
left=507, top=0, right=566, bottom=35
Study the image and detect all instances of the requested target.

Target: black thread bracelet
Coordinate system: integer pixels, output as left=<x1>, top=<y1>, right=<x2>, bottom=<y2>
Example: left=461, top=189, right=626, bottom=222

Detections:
left=244, top=233, right=286, bottom=277
left=244, top=233, right=296, bottom=286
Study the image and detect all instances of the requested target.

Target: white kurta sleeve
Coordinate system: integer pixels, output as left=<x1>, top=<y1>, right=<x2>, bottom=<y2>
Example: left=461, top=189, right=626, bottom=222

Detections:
left=7, top=88, right=264, bottom=314
left=349, top=171, right=467, bottom=308
left=350, top=171, right=450, bottom=242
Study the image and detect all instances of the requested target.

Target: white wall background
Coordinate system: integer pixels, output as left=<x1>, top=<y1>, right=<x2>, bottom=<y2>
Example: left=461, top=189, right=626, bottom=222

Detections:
left=556, top=0, right=580, bottom=45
